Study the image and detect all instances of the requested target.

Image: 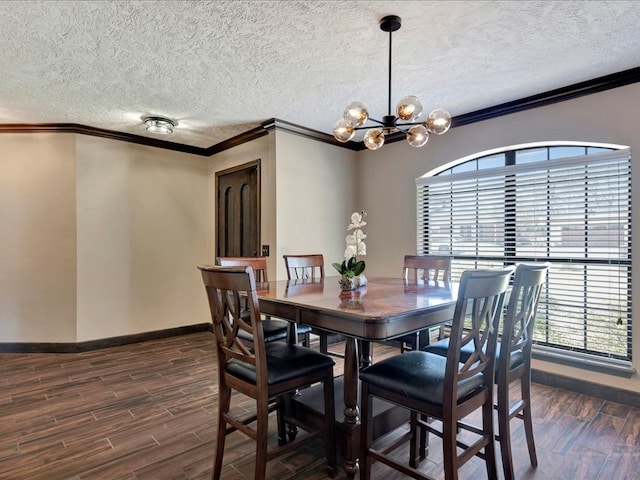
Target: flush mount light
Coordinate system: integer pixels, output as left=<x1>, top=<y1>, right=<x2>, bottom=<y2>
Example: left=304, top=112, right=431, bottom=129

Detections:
left=144, top=116, right=176, bottom=134
left=333, top=15, right=451, bottom=150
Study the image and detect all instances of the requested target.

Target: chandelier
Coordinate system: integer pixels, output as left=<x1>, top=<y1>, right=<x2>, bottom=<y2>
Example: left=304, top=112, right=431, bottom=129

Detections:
left=333, top=15, right=451, bottom=150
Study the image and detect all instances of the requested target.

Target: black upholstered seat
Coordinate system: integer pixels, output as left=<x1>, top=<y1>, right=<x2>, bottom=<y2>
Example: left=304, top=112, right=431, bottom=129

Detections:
left=359, top=350, right=483, bottom=405
left=228, top=342, right=336, bottom=385
left=425, top=339, right=525, bottom=376
left=237, top=318, right=311, bottom=344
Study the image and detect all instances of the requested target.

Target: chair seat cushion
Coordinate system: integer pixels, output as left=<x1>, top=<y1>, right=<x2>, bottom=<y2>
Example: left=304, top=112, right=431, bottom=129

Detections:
left=424, top=338, right=525, bottom=372
left=227, top=342, right=335, bottom=385
left=237, top=318, right=312, bottom=343
left=359, top=350, right=484, bottom=405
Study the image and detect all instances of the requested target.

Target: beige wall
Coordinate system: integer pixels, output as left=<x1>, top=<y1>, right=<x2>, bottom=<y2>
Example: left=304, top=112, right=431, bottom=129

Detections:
left=0, top=133, right=77, bottom=343
left=0, top=133, right=211, bottom=343
left=206, top=131, right=357, bottom=280
left=206, top=133, right=278, bottom=274
left=358, top=82, right=640, bottom=392
left=76, top=136, right=212, bottom=341
left=274, top=130, right=357, bottom=279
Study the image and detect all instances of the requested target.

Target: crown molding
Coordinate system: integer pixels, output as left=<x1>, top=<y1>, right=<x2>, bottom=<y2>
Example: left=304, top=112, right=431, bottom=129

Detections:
left=0, top=123, right=208, bottom=155
left=452, top=65, right=640, bottom=128
left=1, top=66, right=639, bottom=155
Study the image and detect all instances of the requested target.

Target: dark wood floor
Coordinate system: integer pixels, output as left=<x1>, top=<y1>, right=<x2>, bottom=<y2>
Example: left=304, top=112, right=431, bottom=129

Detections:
left=1, top=332, right=639, bottom=479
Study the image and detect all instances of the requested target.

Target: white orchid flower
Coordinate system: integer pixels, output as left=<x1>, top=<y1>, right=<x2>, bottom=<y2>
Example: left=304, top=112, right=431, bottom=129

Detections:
left=335, top=211, right=368, bottom=283
left=352, top=229, right=366, bottom=241
left=348, top=211, right=367, bottom=230
left=344, top=244, right=357, bottom=259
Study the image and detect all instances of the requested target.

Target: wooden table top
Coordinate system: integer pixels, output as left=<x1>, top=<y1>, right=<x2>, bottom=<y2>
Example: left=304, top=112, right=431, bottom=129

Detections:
left=255, top=276, right=457, bottom=341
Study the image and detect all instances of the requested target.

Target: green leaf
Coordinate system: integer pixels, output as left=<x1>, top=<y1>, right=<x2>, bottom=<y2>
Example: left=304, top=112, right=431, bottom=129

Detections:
left=352, top=260, right=366, bottom=276
left=347, top=256, right=357, bottom=270
left=332, top=262, right=344, bottom=274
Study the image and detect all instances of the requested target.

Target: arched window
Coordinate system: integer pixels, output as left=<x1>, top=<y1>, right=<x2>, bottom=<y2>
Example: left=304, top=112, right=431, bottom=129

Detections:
left=417, top=143, right=632, bottom=366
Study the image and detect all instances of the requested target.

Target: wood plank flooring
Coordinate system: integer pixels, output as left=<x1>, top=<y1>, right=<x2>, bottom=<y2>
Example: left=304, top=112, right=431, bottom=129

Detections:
left=1, top=332, right=639, bottom=479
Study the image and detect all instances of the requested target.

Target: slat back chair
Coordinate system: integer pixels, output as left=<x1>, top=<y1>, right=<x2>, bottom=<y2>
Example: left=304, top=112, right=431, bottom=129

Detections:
left=399, top=255, right=452, bottom=352
left=283, top=254, right=325, bottom=281
left=403, top=254, right=451, bottom=284
left=216, top=256, right=311, bottom=347
left=198, top=265, right=337, bottom=480
left=495, top=263, right=548, bottom=480
left=420, top=263, right=548, bottom=480
left=359, top=266, right=515, bottom=480
left=282, top=254, right=337, bottom=355
left=216, top=256, right=270, bottom=282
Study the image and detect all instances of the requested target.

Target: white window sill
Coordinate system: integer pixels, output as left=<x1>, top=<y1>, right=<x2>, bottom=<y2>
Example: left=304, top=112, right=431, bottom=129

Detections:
left=532, top=345, right=635, bottom=378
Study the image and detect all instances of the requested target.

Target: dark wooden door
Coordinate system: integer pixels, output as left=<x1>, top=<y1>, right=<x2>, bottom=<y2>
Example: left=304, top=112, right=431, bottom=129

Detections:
left=216, top=161, right=260, bottom=257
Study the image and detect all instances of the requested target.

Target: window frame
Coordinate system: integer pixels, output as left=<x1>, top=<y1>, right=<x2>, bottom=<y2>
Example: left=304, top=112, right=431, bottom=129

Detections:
left=416, top=143, right=633, bottom=375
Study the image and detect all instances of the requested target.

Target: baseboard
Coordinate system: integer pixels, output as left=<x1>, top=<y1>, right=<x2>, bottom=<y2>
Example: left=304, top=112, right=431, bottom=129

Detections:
left=532, top=369, right=640, bottom=409
left=0, top=323, right=213, bottom=354
left=5, top=328, right=639, bottom=408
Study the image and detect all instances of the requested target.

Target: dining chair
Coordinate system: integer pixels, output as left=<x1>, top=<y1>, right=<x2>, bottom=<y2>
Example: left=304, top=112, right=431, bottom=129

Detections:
left=421, top=263, right=548, bottom=480
left=198, top=265, right=337, bottom=480
left=282, top=254, right=338, bottom=355
left=359, top=266, right=515, bottom=480
left=398, top=254, right=452, bottom=352
left=216, top=256, right=312, bottom=347
left=283, top=253, right=325, bottom=280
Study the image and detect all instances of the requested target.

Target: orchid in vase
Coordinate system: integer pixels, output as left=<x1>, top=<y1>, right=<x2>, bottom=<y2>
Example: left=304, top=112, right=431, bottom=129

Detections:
left=333, top=211, right=368, bottom=290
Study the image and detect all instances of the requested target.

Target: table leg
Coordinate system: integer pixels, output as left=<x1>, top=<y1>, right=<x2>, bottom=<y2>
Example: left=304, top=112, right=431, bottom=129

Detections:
left=343, top=337, right=359, bottom=479
left=286, top=320, right=300, bottom=442
left=358, top=340, right=372, bottom=368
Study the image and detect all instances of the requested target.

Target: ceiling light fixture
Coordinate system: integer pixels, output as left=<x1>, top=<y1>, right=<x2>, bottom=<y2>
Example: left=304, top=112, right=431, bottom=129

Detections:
left=144, top=116, right=176, bottom=135
left=333, top=15, right=451, bottom=150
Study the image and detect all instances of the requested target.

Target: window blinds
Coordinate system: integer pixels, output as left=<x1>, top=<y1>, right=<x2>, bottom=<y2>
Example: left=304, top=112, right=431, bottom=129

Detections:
left=416, top=149, right=631, bottom=360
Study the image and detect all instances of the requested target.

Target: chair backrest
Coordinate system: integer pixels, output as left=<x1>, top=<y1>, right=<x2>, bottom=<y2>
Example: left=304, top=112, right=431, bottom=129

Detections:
left=499, top=263, right=549, bottom=375
left=216, top=256, right=269, bottom=282
left=198, top=265, right=268, bottom=389
left=444, top=267, right=514, bottom=405
left=283, top=254, right=325, bottom=281
left=403, top=255, right=451, bottom=285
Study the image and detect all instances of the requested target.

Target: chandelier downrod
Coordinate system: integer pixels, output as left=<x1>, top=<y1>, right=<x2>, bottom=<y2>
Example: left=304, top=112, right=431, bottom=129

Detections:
left=380, top=15, right=401, bottom=117
left=387, top=20, right=392, bottom=116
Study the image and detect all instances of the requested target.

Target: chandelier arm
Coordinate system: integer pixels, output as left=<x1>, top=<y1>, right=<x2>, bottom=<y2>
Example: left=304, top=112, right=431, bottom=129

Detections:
left=396, top=120, right=430, bottom=127
left=352, top=118, right=385, bottom=130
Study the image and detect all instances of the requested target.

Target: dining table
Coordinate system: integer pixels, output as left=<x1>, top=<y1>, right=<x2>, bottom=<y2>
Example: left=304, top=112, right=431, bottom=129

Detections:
left=254, top=275, right=457, bottom=479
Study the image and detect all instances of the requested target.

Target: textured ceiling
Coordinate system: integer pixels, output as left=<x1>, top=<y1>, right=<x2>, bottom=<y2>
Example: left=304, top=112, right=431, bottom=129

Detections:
left=1, top=0, right=640, bottom=149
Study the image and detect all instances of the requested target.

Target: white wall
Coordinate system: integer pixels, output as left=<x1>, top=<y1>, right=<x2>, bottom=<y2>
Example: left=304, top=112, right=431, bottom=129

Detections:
left=76, top=136, right=212, bottom=341
left=0, top=133, right=77, bottom=343
left=358, top=82, right=640, bottom=393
